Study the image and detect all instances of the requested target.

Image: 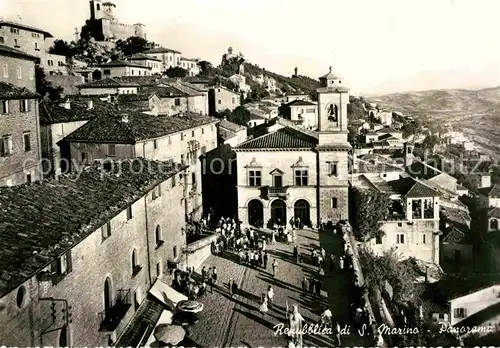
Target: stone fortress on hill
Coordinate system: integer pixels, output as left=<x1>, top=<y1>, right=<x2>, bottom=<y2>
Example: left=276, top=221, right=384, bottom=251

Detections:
left=85, top=0, right=147, bottom=42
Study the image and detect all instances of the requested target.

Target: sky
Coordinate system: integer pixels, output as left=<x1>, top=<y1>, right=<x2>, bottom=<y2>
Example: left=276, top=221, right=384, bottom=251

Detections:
left=2, top=0, right=500, bottom=95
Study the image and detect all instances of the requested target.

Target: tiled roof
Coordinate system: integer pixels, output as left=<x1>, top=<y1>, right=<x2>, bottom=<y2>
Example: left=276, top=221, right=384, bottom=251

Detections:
left=388, top=177, right=439, bottom=198
left=479, top=184, right=500, bottom=198
left=39, top=100, right=113, bottom=125
left=78, top=78, right=140, bottom=88
left=0, top=44, right=40, bottom=62
left=64, top=111, right=219, bottom=144
left=0, top=20, right=53, bottom=37
left=162, top=82, right=203, bottom=97
left=356, top=159, right=402, bottom=174
left=235, top=127, right=318, bottom=150
left=218, top=119, right=246, bottom=133
left=128, top=53, right=161, bottom=61
left=145, top=47, right=181, bottom=54
left=116, top=93, right=154, bottom=102
left=140, top=86, right=188, bottom=98
left=287, top=100, right=316, bottom=107
left=0, top=159, right=186, bottom=298
left=425, top=276, right=500, bottom=305
left=378, top=133, right=399, bottom=141
left=219, top=128, right=236, bottom=142
left=0, top=82, right=38, bottom=100
left=183, top=76, right=211, bottom=84
left=99, top=59, right=151, bottom=69
left=113, top=76, right=160, bottom=87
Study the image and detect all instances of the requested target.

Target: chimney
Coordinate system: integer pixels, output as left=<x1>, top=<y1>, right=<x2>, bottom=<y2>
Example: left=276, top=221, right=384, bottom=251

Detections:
left=63, top=99, right=71, bottom=110
left=294, top=67, right=298, bottom=76
left=87, top=100, right=93, bottom=110
left=121, top=114, right=129, bottom=123
left=481, top=174, right=491, bottom=189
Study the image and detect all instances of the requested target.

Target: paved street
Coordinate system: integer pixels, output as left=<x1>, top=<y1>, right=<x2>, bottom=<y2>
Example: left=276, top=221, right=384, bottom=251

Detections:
left=189, top=228, right=373, bottom=347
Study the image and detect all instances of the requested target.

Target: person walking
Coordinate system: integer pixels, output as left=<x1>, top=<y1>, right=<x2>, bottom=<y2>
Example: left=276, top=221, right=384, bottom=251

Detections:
left=321, top=247, right=326, bottom=260
left=339, top=256, right=344, bottom=271
left=302, top=277, right=309, bottom=294
left=335, top=322, right=341, bottom=346
left=212, top=266, right=218, bottom=285
left=259, top=293, right=268, bottom=318
left=231, top=279, right=238, bottom=298
left=271, top=230, right=276, bottom=244
left=293, top=245, right=299, bottom=263
left=272, top=259, right=278, bottom=278
left=207, top=267, right=213, bottom=293
left=201, top=266, right=207, bottom=281
left=267, top=286, right=274, bottom=309
left=330, top=254, right=335, bottom=272
left=263, top=251, right=268, bottom=269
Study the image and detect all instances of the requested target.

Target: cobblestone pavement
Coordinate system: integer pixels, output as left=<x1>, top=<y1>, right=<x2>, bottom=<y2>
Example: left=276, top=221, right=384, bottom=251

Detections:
left=189, top=228, right=373, bottom=347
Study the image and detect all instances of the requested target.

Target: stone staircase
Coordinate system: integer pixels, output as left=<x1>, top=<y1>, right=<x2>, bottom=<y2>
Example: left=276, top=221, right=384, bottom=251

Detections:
left=114, top=297, right=164, bottom=347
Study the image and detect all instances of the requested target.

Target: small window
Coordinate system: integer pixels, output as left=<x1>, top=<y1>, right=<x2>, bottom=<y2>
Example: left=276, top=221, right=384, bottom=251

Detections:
left=192, top=130, right=195, bottom=137
left=173, top=246, right=177, bottom=258
left=331, top=197, right=338, bottom=209
left=14, top=39, right=18, bottom=46
left=2, top=64, right=8, bottom=78
left=126, top=206, right=133, bottom=220
left=396, top=233, right=405, bottom=244
left=375, top=235, right=382, bottom=244
left=329, top=162, right=338, bottom=176
left=168, top=136, right=172, bottom=145
left=153, top=139, right=158, bottom=149
left=81, top=152, right=88, bottom=164
left=19, top=100, right=30, bottom=113
left=181, top=133, right=184, bottom=141
left=152, top=184, right=162, bottom=200
left=156, top=261, right=162, bottom=277
left=175, top=98, right=181, bottom=106
left=23, top=133, right=31, bottom=152
left=201, top=127, right=204, bottom=135
left=218, top=100, right=222, bottom=104
left=172, top=175, right=176, bottom=187
left=103, top=69, right=111, bottom=75
left=294, top=170, right=308, bottom=186
left=155, top=225, right=163, bottom=246
left=16, top=286, right=25, bottom=308
left=26, top=173, right=32, bottom=183
left=232, top=97, right=236, bottom=104
left=16, top=66, right=22, bottom=79
left=192, top=172, right=196, bottom=186
left=0, top=135, right=13, bottom=157
left=454, top=308, right=466, bottom=318
left=1, top=100, right=9, bottom=114
left=398, top=222, right=402, bottom=227
left=422, top=233, right=427, bottom=244
left=248, top=170, right=262, bottom=187
left=102, top=222, right=111, bottom=239
left=181, top=154, right=185, bottom=164
left=107, top=144, right=116, bottom=156
left=132, top=249, right=141, bottom=276
left=35, top=42, right=38, bottom=50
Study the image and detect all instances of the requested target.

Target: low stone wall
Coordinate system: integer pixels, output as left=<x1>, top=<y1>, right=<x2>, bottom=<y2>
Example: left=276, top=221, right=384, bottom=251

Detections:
left=186, top=233, right=217, bottom=271
left=344, top=226, right=383, bottom=346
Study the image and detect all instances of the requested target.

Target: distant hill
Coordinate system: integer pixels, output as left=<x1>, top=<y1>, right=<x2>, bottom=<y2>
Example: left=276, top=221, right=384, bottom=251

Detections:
left=369, top=86, right=500, bottom=154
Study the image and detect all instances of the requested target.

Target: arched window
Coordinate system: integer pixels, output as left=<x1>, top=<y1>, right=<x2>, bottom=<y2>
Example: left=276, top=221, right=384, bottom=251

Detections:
left=16, top=286, right=25, bottom=308
left=490, top=219, right=498, bottom=230
left=104, top=277, right=112, bottom=311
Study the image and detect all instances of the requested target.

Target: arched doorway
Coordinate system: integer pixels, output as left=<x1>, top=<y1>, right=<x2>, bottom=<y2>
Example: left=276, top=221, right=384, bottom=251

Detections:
left=248, top=199, right=264, bottom=227
left=104, top=277, right=112, bottom=312
left=271, top=199, right=287, bottom=224
left=58, top=325, right=68, bottom=347
left=294, top=200, right=310, bottom=226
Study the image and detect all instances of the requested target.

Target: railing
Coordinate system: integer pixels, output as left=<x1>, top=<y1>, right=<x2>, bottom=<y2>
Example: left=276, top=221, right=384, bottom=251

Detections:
left=268, top=186, right=288, bottom=196
left=98, top=289, right=132, bottom=332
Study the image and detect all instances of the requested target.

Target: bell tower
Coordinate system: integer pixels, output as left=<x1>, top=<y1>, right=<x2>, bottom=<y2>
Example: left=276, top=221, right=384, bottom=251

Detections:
left=316, top=67, right=351, bottom=222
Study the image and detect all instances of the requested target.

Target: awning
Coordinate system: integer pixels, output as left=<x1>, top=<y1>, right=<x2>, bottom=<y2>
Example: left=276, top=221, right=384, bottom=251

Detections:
left=149, top=278, right=188, bottom=309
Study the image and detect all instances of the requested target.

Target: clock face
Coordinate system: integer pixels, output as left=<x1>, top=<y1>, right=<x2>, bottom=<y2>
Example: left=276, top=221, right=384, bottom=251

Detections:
left=328, top=104, right=338, bottom=122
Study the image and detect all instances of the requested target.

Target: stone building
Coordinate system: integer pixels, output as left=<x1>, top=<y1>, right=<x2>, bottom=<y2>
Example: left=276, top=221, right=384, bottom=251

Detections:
left=143, top=47, right=182, bottom=72
left=99, top=59, right=153, bottom=78
left=0, top=45, right=42, bottom=186
left=61, top=110, right=219, bottom=220
left=180, top=57, right=200, bottom=76
left=0, top=19, right=67, bottom=75
left=0, top=159, right=186, bottom=347
left=208, top=85, right=240, bottom=114
left=127, top=53, right=162, bottom=75
left=86, top=0, right=147, bottom=42
left=234, top=67, right=351, bottom=227
left=281, top=99, right=318, bottom=129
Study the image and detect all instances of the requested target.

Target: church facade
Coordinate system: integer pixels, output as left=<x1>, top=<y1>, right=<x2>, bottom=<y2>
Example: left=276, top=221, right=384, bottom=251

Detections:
left=234, top=68, right=351, bottom=227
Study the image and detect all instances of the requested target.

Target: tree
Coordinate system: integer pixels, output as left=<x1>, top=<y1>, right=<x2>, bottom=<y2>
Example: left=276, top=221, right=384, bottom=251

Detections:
left=217, top=109, right=232, bottom=120
left=198, top=60, right=216, bottom=77
left=49, top=40, right=73, bottom=57
left=115, top=36, right=150, bottom=56
left=36, top=66, right=63, bottom=101
left=350, top=187, right=391, bottom=241
left=166, top=67, right=188, bottom=78
left=227, top=106, right=251, bottom=126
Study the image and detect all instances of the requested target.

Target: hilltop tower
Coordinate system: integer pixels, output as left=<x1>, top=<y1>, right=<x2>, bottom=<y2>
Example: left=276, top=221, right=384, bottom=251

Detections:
left=316, top=67, right=351, bottom=221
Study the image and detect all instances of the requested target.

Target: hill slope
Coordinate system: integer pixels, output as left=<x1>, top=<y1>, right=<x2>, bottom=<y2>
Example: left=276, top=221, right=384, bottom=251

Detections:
left=369, top=86, right=500, bottom=153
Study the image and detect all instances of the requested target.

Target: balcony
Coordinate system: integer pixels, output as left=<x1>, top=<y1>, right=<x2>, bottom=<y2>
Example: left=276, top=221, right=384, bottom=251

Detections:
left=99, top=289, right=132, bottom=332
left=268, top=186, right=288, bottom=197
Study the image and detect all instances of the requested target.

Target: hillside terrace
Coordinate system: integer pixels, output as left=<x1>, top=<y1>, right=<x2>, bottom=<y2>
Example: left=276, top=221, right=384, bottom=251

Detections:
left=0, top=159, right=187, bottom=298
